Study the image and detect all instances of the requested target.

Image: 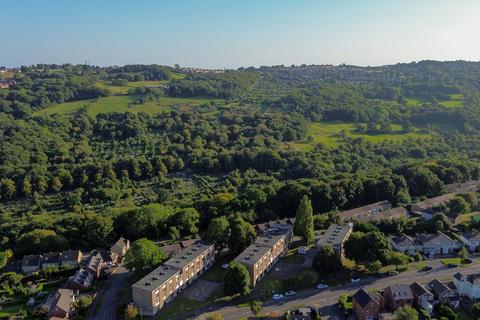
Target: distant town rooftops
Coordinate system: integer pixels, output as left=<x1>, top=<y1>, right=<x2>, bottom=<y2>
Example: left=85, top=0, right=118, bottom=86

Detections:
left=132, top=265, right=179, bottom=291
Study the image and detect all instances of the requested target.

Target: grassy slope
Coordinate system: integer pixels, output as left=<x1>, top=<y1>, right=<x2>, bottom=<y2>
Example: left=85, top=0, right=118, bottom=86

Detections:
left=288, top=122, right=433, bottom=151
left=405, top=94, right=464, bottom=108
left=35, top=95, right=218, bottom=117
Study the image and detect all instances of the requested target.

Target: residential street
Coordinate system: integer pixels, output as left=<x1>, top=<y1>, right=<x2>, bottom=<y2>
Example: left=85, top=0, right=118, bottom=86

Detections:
left=87, top=265, right=131, bottom=320
left=193, top=259, right=480, bottom=320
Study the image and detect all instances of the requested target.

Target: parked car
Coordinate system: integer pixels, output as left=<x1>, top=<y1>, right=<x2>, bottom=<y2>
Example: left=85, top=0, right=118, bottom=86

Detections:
left=297, top=246, right=308, bottom=255
left=350, top=278, right=361, bottom=283
left=447, top=263, right=458, bottom=268
left=222, top=263, right=229, bottom=269
left=388, top=270, right=399, bottom=276
left=316, top=283, right=329, bottom=289
left=272, top=293, right=284, bottom=301
left=464, top=258, right=473, bottom=264
left=285, top=290, right=296, bottom=297
left=373, top=272, right=384, bottom=278
left=421, top=266, right=433, bottom=272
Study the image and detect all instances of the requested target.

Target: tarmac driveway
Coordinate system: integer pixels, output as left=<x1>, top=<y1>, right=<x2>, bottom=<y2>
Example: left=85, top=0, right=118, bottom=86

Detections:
left=87, top=264, right=131, bottom=320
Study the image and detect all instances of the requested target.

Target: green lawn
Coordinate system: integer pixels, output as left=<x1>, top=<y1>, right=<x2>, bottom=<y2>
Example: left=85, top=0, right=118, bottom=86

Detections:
left=96, top=80, right=168, bottom=94
left=279, top=253, right=305, bottom=265
left=287, top=122, right=433, bottom=150
left=405, top=94, right=463, bottom=108
left=35, top=95, right=218, bottom=117
left=441, top=257, right=467, bottom=266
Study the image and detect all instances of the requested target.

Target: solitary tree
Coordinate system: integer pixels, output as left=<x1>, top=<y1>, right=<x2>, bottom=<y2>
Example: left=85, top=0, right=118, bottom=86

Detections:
left=313, top=245, right=343, bottom=273
left=124, top=304, right=138, bottom=320
left=458, top=247, right=469, bottom=260
left=124, top=238, right=166, bottom=274
left=228, top=216, right=256, bottom=253
left=223, top=261, right=251, bottom=296
left=206, top=216, right=230, bottom=253
left=294, top=195, right=314, bottom=245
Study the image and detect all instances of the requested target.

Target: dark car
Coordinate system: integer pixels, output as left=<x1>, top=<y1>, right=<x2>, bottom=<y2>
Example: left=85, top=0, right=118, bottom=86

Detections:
left=464, top=258, right=473, bottom=264
left=421, top=266, right=433, bottom=272
left=447, top=263, right=458, bottom=268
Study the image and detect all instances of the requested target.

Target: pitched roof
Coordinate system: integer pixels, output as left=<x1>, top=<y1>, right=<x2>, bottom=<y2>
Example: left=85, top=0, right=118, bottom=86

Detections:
left=61, top=250, right=82, bottom=263
left=352, top=288, right=379, bottom=308
left=386, top=285, right=413, bottom=300
left=338, top=201, right=392, bottom=220
left=22, top=255, right=41, bottom=267
left=86, top=253, right=103, bottom=271
left=417, top=232, right=456, bottom=246
left=410, top=282, right=433, bottom=297
left=454, top=272, right=480, bottom=285
left=42, top=252, right=61, bottom=265
left=411, top=193, right=456, bottom=211
left=390, top=234, right=418, bottom=246
left=462, top=231, right=480, bottom=241
left=429, top=279, right=453, bottom=294
left=47, top=289, right=74, bottom=315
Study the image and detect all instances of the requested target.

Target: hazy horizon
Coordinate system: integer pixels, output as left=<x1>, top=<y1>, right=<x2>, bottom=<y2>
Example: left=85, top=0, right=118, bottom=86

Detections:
left=2, top=0, right=480, bottom=68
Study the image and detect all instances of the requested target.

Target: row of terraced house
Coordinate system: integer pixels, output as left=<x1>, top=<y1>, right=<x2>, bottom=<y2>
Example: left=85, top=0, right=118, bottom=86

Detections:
left=352, top=271, right=480, bottom=320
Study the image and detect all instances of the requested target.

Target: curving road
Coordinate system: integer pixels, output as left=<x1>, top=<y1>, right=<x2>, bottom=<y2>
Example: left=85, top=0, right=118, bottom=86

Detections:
left=87, top=264, right=131, bottom=320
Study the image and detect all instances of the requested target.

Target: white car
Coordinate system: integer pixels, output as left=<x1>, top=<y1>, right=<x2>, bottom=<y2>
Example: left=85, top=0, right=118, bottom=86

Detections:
left=222, top=263, right=229, bottom=269
left=316, top=283, right=329, bottom=289
left=297, top=246, right=308, bottom=255
left=285, top=290, right=296, bottom=297
left=350, top=278, right=361, bottom=283
left=272, top=293, right=284, bottom=301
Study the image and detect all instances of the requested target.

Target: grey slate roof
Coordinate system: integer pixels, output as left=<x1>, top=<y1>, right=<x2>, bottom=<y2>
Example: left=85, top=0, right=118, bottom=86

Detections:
left=386, top=285, right=413, bottom=300
left=22, top=255, right=41, bottom=267
left=42, top=252, right=61, bottom=265
left=410, top=282, right=433, bottom=297
left=352, top=288, right=379, bottom=308
left=429, top=279, right=453, bottom=294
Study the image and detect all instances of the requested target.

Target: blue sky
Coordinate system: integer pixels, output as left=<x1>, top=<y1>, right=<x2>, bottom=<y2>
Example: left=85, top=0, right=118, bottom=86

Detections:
left=1, top=0, right=479, bottom=68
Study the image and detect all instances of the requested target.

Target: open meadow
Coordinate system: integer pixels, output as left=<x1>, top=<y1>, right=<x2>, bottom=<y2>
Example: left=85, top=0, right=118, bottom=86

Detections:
left=287, top=122, right=433, bottom=151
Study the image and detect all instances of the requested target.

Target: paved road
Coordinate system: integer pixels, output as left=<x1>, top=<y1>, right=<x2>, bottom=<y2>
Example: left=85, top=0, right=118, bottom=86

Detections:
left=194, top=260, right=480, bottom=320
left=87, top=265, right=131, bottom=320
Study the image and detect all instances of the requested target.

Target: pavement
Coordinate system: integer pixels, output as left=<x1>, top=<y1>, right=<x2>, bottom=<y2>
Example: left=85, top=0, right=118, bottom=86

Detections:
left=87, top=264, right=131, bottom=320
left=193, top=259, right=480, bottom=320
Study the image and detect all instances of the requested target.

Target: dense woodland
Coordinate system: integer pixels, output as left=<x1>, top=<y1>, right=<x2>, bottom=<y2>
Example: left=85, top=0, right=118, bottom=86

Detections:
left=1, top=61, right=480, bottom=257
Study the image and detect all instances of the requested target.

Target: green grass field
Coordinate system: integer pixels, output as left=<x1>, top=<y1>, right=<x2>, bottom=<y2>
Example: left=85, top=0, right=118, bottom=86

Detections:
left=287, top=122, right=433, bottom=151
left=405, top=94, right=463, bottom=108
left=36, top=95, right=218, bottom=117
left=96, top=80, right=168, bottom=94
